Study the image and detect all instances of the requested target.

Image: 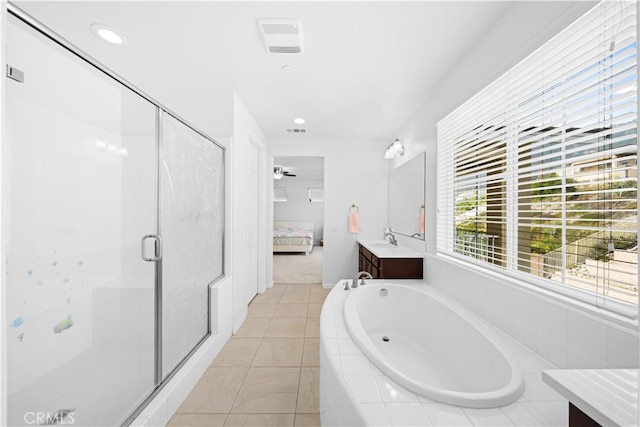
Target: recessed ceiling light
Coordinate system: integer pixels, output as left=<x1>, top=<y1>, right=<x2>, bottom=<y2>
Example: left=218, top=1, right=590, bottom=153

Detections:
left=90, top=24, right=126, bottom=45
left=282, top=65, right=293, bottom=71
left=293, top=117, right=306, bottom=125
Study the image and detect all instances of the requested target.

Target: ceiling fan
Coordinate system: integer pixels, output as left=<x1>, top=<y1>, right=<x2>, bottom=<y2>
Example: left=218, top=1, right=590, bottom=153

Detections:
left=273, top=166, right=296, bottom=179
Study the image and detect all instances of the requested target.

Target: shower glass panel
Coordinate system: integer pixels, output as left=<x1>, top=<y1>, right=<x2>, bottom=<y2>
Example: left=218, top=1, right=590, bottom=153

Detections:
left=160, top=113, right=225, bottom=378
left=5, top=16, right=157, bottom=426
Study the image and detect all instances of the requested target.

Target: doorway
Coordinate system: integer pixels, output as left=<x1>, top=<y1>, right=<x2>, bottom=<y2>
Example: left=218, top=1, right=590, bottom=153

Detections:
left=272, top=156, right=324, bottom=285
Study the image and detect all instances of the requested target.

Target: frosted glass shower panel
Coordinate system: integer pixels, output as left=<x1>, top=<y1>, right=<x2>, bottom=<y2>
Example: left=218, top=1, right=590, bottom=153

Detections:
left=5, top=15, right=157, bottom=426
left=160, top=113, right=224, bottom=377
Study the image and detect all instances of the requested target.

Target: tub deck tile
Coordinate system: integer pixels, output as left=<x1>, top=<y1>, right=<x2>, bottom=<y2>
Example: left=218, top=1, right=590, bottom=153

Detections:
left=344, top=375, right=383, bottom=402
left=375, top=376, right=418, bottom=403
left=501, top=401, right=555, bottom=427
left=359, top=403, right=390, bottom=427
left=420, top=403, right=473, bottom=426
left=462, top=407, right=515, bottom=426
left=385, top=403, right=432, bottom=426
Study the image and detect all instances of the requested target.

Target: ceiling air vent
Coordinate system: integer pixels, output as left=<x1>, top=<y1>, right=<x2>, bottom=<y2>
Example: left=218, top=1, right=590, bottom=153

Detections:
left=257, top=18, right=304, bottom=54
left=286, top=128, right=307, bottom=134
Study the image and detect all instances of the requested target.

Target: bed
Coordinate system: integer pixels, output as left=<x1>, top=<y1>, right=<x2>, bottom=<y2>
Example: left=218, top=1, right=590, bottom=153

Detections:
left=273, top=221, right=314, bottom=255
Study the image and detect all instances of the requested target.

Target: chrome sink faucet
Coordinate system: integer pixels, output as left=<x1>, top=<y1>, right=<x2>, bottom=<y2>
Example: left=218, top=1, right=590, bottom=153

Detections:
left=385, top=230, right=398, bottom=246
left=351, top=271, right=373, bottom=289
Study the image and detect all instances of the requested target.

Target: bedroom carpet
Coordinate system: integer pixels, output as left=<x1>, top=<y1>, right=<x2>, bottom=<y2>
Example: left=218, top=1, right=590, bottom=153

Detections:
left=273, top=246, right=323, bottom=284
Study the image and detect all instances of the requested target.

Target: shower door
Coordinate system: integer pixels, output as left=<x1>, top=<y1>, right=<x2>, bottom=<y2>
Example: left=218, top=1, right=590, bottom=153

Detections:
left=5, top=15, right=158, bottom=426
left=160, top=112, right=224, bottom=378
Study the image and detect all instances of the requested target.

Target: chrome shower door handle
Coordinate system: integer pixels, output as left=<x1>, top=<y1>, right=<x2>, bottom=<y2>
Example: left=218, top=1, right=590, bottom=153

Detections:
left=141, top=235, right=163, bottom=262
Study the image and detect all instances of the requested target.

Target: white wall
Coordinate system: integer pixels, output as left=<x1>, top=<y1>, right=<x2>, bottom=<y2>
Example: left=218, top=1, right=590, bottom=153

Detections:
left=231, top=94, right=272, bottom=332
left=1, top=1, right=7, bottom=425
left=391, top=1, right=639, bottom=371
left=274, top=178, right=324, bottom=244
left=271, top=138, right=389, bottom=285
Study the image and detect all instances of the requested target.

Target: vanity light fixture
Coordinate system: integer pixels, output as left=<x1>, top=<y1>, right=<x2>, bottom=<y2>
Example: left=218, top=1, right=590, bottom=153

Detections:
left=384, top=148, right=395, bottom=160
left=385, top=138, right=405, bottom=159
left=90, top=24, right=126, bottom=45
left=293, top=117, right=306, bottom=125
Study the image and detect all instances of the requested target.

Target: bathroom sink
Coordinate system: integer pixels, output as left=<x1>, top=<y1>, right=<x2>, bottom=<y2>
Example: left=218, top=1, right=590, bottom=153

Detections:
left=369, top=242, right=398, bottom=248
left=359, top=240, right=423, bottom=259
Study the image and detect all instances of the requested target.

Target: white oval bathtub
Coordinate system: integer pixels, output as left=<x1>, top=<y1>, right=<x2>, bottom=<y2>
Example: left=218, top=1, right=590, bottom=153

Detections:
left=343, top=283, right=524, bottom=408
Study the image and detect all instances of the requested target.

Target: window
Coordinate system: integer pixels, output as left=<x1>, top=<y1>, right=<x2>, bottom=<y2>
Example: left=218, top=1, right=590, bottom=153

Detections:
left=437, top=1, right=638, bottom=313
left=309, top=187, right=324, bottom=202
left=274, top=187, right=288, bottom=202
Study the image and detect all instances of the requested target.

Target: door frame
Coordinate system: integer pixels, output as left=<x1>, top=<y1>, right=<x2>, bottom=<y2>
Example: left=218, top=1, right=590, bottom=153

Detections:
left=247, top=134, right=263, bottom=303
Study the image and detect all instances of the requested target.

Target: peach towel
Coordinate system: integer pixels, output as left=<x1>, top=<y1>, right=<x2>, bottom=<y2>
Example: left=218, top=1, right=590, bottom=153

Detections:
left=349, top=211, right=359, bottom=233
left=419, top=208, right=425, bottom=234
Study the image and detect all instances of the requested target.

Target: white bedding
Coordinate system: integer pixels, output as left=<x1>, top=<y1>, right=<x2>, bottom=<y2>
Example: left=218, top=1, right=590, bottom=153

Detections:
left=273, top=221, right=314, bottom=254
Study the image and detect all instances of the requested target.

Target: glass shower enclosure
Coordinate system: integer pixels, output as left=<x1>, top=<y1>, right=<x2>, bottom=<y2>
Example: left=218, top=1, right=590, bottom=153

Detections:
left=5, top=9, right=224, bottom=426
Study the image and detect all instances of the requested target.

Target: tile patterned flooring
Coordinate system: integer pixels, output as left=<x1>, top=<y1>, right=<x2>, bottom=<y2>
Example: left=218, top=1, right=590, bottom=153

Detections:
left=168, top=283, right=329, bottom=427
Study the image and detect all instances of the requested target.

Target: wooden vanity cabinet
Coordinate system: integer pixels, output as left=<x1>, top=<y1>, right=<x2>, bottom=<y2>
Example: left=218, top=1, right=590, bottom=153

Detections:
left=358, top=244, right=423, bottom=279
left=569, top=403, right=602, bottom=427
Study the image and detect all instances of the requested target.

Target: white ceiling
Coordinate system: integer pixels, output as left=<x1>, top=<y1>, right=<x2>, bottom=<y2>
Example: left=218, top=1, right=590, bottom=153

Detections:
left=13, top=1, right=594, bottom=140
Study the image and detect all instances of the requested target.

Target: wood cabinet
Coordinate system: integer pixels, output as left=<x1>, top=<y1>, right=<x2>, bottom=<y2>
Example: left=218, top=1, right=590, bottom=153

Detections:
left=358, top=244, right=423, bottom=279
left=569, top=403, right=602, bottom=427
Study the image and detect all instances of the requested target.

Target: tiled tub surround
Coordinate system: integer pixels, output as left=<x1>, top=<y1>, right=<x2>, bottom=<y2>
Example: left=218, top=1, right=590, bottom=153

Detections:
left=320, top=280, right=572, bottom=426
left=424, top=255, right=640, bottom=370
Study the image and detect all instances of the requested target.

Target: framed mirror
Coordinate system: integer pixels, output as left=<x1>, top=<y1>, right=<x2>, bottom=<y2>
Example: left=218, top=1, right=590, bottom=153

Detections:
left=388, top=152, right=426, bottom=239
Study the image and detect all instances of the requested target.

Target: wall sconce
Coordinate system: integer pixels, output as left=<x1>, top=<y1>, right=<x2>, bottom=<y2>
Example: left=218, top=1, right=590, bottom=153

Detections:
left=273, top=166, right=284, bottom=180
left=384, top=138, right=405, bottom=159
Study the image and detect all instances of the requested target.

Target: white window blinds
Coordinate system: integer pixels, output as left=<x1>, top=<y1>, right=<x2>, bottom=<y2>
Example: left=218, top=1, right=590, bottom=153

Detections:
left=437, top=1, right=638, bottom=310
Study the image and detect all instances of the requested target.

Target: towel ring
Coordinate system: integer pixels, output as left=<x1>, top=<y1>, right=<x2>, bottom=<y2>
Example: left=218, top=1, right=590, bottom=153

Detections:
left=349, top=204, right=359, bottom=213
left=419, top=204, right=425, bottom=213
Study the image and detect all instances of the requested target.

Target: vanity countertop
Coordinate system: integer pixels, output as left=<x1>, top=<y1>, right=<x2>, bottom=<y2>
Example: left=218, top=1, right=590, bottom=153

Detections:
left=542, top=369, right=638, bottom=427
left=357, top=239, right=424, bottom=259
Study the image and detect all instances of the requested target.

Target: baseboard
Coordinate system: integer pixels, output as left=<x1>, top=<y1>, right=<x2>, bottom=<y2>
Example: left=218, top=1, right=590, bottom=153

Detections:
left=232, top=311, right=247, bottom=335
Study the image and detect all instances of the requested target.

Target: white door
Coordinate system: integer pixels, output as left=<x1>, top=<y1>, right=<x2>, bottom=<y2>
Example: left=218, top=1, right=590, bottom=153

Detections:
left=246, top=140, right=260, bottom=302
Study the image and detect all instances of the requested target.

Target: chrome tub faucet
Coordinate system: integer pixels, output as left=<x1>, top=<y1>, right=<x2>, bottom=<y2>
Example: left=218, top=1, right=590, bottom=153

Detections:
left=351, top=271, right=373, bottom=289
